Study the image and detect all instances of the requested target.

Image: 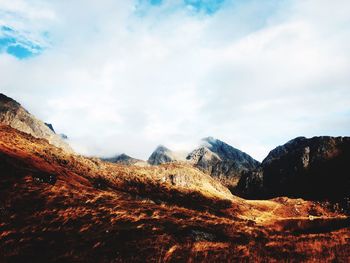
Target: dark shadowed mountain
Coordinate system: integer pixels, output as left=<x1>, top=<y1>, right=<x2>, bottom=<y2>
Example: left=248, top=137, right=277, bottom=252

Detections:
left=187, top=137, right=260, bottom=189
left=238, top=136, right=350, bottom=201
left=0, top=93, right=73, bottom=153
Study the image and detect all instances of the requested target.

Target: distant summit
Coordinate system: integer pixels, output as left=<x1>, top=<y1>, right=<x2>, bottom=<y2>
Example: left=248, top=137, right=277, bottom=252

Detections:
left=0, top=93, right=73, bottom=153
left=187, top=137, right=260, bottom=189
left=146, top=138, right=260, bottom=189
left=202, top=137, right=259, bottom=168
left=104, top=153, right=148, bottom=167
left=148, top=145, right=180, bottom=165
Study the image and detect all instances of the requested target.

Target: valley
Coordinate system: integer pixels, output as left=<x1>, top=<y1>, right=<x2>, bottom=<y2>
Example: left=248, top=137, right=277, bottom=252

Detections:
left=0, top=93, right=349, bottom=262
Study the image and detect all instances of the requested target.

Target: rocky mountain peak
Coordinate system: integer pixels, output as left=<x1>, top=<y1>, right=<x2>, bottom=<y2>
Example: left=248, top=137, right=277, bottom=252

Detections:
left=117, top=153, right=131, bottom=159
left=148, top=145, right=178, bottom=165
left=0, top=93, right=73, bottom=153
left=105, top=153, right=132, bottom=162
left=154, top=145, right=171, bottom=153
left=186, top=137, right=260, bottom=190
left=201, top=137, right=259, bottom=167
left=186, top=146, right=221, bottom=163
left=104, top=153, right=148, bottom=166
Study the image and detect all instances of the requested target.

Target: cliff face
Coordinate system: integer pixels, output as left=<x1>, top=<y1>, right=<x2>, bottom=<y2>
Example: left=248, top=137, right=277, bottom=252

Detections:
left=187, top=137, right=260, bottom=189
left=238, top=136, right=350, bottom=200
left=0, top=93, right=73, bottom=153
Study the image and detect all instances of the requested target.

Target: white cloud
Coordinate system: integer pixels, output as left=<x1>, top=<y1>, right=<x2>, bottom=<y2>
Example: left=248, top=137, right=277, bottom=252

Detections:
left=0, top=0, right=350, bottom=161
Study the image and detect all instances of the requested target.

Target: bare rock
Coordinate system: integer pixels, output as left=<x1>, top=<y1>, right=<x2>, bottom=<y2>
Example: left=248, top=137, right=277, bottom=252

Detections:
left=0, top=93, right=73, bottom=153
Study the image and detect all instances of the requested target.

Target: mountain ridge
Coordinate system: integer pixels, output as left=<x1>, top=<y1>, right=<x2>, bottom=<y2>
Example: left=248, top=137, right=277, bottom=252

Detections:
left=237, top=135, right=350, bottom=202
left=0, top=93, right=73, bottom=153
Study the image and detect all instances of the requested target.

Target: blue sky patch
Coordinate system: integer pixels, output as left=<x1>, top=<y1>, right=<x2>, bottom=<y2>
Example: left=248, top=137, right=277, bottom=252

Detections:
left=0, top=36, right=15, bottom=46
left=0, top=25, right=44, bottom=59
left=140, top=0, right=225, bottom=14
left=6, top=44, right=33, bottom=59
left=149, top=0, right=162, bottom=5
left=185, top=0, right=225, bottom=14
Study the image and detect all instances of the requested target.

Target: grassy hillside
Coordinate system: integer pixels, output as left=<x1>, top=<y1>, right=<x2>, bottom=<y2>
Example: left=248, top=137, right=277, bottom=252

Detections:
left=1, top=124, right=349, bottom=262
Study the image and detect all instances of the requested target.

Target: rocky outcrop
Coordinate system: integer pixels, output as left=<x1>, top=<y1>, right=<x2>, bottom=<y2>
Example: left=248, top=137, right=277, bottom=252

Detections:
left=187, top=146, right=222, bottom=172
left=45, top=123, right=55, bottom=133
left=0, top=93, right=73, bottom=153
left=187, top=137, right=260, bottom=188
left=104, top=153, right=148, bottom=167
left=148, top=145, right=180, bottom=165
left=237, top=136, right=350, bottom=200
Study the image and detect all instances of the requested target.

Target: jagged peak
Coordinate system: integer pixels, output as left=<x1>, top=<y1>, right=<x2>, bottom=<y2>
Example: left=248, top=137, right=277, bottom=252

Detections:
left=201, top=137, right=233, bottom=150
left=44, top=123, right=56, bottom=133
left=186, top=146, right=222, bottom=162
left=153, top=145, right=171, bottom=153
left=189, top=137, right=260, bottom=170
left=117, top=153, right=131, bottom=159
left=103, top=153, right=146, bottom=165
left=148, top=145, right=177, bottom=165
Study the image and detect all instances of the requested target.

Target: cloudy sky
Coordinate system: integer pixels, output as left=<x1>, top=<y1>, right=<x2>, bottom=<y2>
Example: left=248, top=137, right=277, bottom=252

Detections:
left=0, top=0, right=349, bottom=161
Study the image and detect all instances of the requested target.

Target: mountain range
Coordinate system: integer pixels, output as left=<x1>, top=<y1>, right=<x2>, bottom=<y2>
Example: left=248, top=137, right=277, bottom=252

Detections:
left=1, top=93, right=350, bottom=262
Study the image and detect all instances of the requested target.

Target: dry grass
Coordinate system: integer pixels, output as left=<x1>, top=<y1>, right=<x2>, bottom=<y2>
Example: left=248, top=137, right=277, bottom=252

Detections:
left=0, top=124, right=349, bottom=262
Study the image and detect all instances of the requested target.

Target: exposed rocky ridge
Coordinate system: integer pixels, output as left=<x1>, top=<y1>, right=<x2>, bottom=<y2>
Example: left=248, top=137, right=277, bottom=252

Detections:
left=0, top=93, right=73, bottom=153
left=238, top=136, right=350, bottom=201
left=186, top=146, right=222, bottom=171
left=147, top=145, right=181, bottom=165
left=187, top=137, right=260, bottom=189
left=104, top=153, right=148, bottom=166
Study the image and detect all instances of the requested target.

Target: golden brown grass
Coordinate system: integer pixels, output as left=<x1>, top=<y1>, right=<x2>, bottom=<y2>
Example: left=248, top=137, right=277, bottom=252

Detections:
left=0, top=124, right=349, bottom=262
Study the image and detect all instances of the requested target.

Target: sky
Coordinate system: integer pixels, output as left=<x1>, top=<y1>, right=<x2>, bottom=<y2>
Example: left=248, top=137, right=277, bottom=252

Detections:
left=0, top=0, right=350, bottom=161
